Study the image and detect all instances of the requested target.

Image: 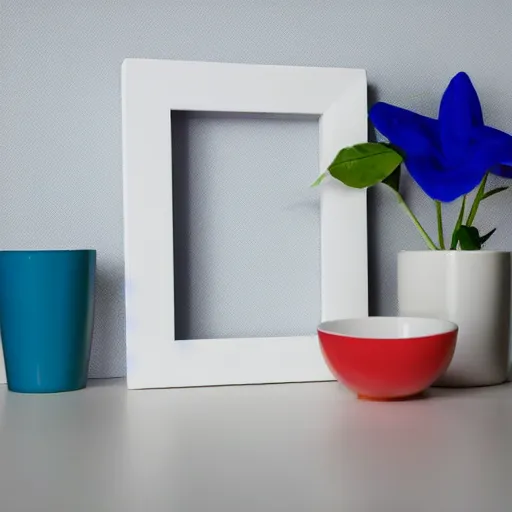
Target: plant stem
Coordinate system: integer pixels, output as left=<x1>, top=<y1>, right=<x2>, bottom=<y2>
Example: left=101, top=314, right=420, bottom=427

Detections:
left=435, top=201, right=445, bottom=249
left=450, top=195, right=466, bottom=250
left=395, top=192, right=438, bottom=250
left=466, top=173, right=489, bottom=227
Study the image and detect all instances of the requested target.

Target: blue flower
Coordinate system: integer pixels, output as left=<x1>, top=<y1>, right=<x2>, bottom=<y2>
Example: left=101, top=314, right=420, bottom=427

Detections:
left=369, top=72, right=512, bottom=202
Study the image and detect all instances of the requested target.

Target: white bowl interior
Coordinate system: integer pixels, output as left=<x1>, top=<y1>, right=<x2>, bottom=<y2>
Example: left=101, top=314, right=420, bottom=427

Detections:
left=318, top=317, right=457, bottom=339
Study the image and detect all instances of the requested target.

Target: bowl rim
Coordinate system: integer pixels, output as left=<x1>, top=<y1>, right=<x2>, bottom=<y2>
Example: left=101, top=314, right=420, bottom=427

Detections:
left=317, top=316, right=458, bottom=340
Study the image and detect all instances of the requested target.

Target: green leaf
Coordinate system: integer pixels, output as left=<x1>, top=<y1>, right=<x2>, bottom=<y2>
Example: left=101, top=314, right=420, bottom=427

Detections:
left=454, top=225, right=497, bottom=250
left=456, top=225, right=482, bottom=250
left=310, top=171, right=328, bottom=188
left=482, top=186, right=509, bottom=200
left=382, top=166, right=401, bottom=193
left=450, top=195, right=466, bottom=250
left=328, top=142, right=403, bottom=189
left=479, top=227, right=497, bottom=246
left=386, top=143, right=407, bottom=159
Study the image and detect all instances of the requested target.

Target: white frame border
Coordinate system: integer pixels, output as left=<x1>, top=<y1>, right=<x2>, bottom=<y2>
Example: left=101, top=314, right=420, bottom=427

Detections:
left=122, top=59, right=368, bottom=389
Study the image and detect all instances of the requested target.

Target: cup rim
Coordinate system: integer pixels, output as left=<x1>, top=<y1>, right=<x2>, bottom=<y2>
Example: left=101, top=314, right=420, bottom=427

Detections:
left=0, top=249, right=96, bottom=253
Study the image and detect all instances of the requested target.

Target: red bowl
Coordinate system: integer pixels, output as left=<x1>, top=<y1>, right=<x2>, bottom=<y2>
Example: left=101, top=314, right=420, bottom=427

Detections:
left=317, top=317, right=458, bottom=400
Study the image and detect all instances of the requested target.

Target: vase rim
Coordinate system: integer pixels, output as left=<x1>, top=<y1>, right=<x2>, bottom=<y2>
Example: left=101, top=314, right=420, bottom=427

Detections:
left=399, top=249, right=510, bottom=255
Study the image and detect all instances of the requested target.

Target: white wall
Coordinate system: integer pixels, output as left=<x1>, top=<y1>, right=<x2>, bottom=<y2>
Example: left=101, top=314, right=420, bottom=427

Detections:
left=2, top=0, right=512, bottom=377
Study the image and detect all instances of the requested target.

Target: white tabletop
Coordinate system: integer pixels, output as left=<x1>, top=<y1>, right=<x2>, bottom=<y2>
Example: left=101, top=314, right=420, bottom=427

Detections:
left=0, top=379, right=511, bottom=511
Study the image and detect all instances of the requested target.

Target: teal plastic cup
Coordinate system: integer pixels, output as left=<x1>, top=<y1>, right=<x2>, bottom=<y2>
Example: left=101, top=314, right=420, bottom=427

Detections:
left=0, top=250, right=96, bottom=393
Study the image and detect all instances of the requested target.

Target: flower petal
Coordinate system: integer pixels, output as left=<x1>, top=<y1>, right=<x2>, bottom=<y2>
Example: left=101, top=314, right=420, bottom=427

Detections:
left=471, top=126, right=512, bottom=171
left=439, top=72, right=484, bottom=165
left=369, top=102, right=441, bottom=158
left=491, top=164, right=512, bottom=178
left=406, top=156, right=486, bottom=202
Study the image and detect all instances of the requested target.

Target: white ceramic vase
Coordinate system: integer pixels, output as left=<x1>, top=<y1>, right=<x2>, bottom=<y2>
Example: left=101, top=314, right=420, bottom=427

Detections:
left=397, top=250, right=511, bottom=387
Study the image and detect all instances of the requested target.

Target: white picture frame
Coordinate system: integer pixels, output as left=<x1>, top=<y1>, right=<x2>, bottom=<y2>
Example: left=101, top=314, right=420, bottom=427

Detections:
left=122, top=58, right=368, bottom=389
